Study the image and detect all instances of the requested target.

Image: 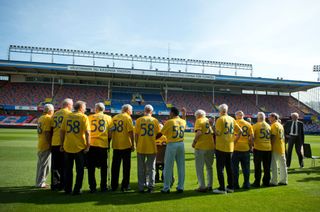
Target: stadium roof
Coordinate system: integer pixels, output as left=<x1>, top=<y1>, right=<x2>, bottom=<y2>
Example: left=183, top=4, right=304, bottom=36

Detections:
left=0, top=59, right=319, bottom=93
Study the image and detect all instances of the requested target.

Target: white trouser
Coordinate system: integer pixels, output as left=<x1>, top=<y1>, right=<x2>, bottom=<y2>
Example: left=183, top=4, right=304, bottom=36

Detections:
left=271, top=152, right=288, bottom=185
left=194, top=149, right=214, bottom=189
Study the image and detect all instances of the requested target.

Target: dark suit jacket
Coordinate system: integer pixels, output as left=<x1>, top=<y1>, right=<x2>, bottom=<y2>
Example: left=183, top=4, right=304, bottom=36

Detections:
left=284, top=120, right=305, bottom=144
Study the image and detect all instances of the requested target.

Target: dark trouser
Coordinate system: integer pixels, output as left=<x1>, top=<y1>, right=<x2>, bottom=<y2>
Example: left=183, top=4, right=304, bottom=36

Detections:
left=155, top=163, right=164, bottom=182
left=51, top=146, right=64, bottom=190
left=287, top=136, right=304, bottom=167
left=215, top=150, right=233, bottom=191
left=111, top=148, right=131, bottom=191
left=232, top=151, right=250, bottom=188
left=253, top=149, right=271, bottom=186
left=64, top=151, right=85, bottom=193
left=87, top=146, right=108, bottom=191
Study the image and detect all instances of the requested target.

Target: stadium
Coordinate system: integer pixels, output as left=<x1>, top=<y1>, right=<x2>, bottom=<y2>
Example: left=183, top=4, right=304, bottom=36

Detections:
left=1, top=45, right=320, bottom=132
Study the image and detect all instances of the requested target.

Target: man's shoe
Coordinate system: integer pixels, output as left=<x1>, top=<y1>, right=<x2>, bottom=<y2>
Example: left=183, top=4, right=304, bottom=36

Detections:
left=206, top=187, right=213, bottom=192
left=161, top=189, right=170, bottom=194
left=212, top=189, right=226, bottom=194
left=176, top=189, right=184, bottom=193
left=194, top=188, right=207, bottom=193
left=147, top=188, right=154, bottom=193
left=251, top=183, right=260, bottom=188
left=278, top=182, right=288, bottom=186
left=226, top=188, right=234, bottom=193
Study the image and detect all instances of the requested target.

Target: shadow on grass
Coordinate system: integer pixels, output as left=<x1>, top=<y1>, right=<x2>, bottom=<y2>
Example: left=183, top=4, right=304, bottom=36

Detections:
left=288, top=166, right=320, bottom=175
left=0, top=185, right=223, bottom=206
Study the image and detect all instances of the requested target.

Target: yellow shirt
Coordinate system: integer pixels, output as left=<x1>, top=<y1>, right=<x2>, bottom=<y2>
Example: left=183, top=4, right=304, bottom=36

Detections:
left=271, top=121, right=285, bottom=154
left=37, top=114, right=52, bottom=152
left=89, top=112, right=114, bottom=148
left=51, top=108, right=71, bottom=146
left=156, top=135, right=167, bottom=145
left=112, top=113, right=134, bottom=150
left=135, top=115, right=160, bottom=154
left=194, top=117, right=214, bottom=150
left=61, top=112, right=90, bottom=153
left=161, top=117, right=186, bottom=143
left=235, top=119, right=254, bottom=152
left=215, top=114, right=241, bottom=152
left=253, top=121, right=272, bottom=151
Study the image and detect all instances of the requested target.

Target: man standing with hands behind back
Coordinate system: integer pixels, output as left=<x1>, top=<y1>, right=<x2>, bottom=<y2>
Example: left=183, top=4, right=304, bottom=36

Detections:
left=284, top=112, right=305, bottom=168
left=60, top=101, right=90, bottom=195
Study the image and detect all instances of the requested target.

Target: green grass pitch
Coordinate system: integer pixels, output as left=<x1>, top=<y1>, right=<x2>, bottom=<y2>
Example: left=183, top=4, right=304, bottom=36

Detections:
left=0, top=128, right=319, bottom=211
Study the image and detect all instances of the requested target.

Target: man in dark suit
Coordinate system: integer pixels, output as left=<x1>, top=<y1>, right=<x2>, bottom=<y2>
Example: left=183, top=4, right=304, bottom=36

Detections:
left=284, top=112, right=305, bottom=168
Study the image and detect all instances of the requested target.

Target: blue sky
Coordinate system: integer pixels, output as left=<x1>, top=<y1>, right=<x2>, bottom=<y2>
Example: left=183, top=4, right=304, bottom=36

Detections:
left=0, top=0, right=319, bottom=81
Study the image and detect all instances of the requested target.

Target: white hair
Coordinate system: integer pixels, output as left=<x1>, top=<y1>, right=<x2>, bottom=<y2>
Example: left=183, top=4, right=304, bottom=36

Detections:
left=144, top=104, right=154, bottom=113
left=95, top=102, right=105, bottom=112
left=257, top=112, right=266, bottom=121
left=44, top=104, right=54, bottom=113
left=235, top=110, right=244, bottom=117
left=62, top=98, right=73, bottom=107
left=269, top=112, right=279, bottom=120
left=195, top=109, right=206, bottom=118
left=291, top=112, right=299, bottom=119
left=218, top=104, right=228, bottom=113
left=122, top=104, right=133, bottom=112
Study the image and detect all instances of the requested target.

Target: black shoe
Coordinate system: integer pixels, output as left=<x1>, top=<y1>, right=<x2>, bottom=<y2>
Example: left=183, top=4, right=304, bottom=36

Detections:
left=176, top=189, right=183, bottom=193
left=89, top=189, right=97, bottom=193
left=121, top=187, right=129, bottom=192
left=101, top=188, right=108, bottom=192
left=251, top=183, right=260, bottom=188
left=138, top=190, right=145, bottom=193
left=234, top=185, right=240, bottom=190
left=147, top=188, right=154, bottom=193
left=278, top=182, right=288, bottom=186
left=72, top=190, right=81, bottom=195
left=161, top=189, right=170, bottom=194
left=206, top=187, right=213, bottom=192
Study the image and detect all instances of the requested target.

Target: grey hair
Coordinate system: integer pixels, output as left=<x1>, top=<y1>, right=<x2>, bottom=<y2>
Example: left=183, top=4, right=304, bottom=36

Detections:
left=62, top=98, right=73, bottom=107
left=44, top=104, right=54, bottom=113
left=74, top=101, right=86, bottom=111
left=218, top=104, right=228, bottom=113
left=122, top=104, right=133, bottom=112
left=144, top=104, right=154, bottom=113
left=291, top=112, right=299, bottom=119
left=257, top=112, right=266, bottom=121
left=235, top=110, right=244, bottom=117
left=269, top=112, right=279, bottom=120
left=195, top=109, right=206, bottom=117
left=95, top=102, right=105, bottom=112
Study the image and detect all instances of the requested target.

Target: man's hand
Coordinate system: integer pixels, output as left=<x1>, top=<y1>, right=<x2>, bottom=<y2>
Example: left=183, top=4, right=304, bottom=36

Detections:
left=131, top=145, right=135, bottom=152
left=181, top=107, right=187, bottom=120
left=192, top=140, right=196, bottom=148
left=84, top=146, right=90, bottom=154
left=60, top=146, right=64, bottom=152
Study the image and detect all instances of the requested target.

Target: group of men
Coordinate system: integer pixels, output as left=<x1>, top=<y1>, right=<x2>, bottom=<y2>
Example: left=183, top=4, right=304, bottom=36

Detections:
left=35, top=98, right=304, bottom=195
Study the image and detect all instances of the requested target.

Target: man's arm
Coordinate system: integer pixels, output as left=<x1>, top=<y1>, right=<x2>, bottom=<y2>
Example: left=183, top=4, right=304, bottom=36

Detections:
left=84, top=130, right=90, bottom=153
left=192, top=130, right=202, bottom=148
left=181, top=107, right=187, bottom=120
left=129, top=131, right=135, bottom=151
left=60, top=129, right=66, bottom=152
left=300, top=122, right=305, bottom=144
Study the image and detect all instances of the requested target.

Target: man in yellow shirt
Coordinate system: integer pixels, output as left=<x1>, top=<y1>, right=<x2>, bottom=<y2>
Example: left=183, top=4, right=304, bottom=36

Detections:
left=60, top=101, right=90, bottom=195
left=252, top=112, right=272, bottom=187
left=159, top=107, right=186, bottom=193
left=135, top=104, right=160, bottom=193
left=50, top=98, right=73, bottom=191
left=36, top=104, right=54, bottom=188
left=232, top=111, right=254, bottom=190
left=87, top=103, right=114, bottom=193
left=111, top=104, right=134, bottom=192
left=192, top=109, right=214, bottom=192
left=269, top=113, right=288, bottom=186
left=213, top=104, right=241, bottom=194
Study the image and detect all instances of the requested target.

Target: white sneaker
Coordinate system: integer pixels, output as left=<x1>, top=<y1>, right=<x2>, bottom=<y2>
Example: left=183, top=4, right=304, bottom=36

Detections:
left=226, top=188, right=234, bottom=193
left=212, top=189, right=226, bottom=194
